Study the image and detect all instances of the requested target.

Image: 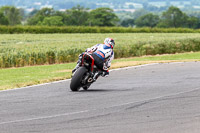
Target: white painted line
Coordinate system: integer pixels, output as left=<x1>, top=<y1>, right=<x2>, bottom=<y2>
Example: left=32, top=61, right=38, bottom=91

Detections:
left=110, top=63, right=159, bottom=71
left=0, top=62, right=187, bottom=93
left=0, top=79, right=71, bottom=93
left=1, top=63, right=160, bottom=93
left=1, top=86, right=199, bottom=125
left=0, top=110, right=89, bottom=125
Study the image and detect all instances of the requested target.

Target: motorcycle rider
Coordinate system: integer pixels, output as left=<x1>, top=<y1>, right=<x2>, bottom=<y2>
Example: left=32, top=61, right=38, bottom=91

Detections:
left=72, top=38, right=115, bottom=77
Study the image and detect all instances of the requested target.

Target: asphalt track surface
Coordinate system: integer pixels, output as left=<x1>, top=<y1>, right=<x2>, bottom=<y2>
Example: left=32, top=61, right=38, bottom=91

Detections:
left=0, top=62, right=200, bottom=133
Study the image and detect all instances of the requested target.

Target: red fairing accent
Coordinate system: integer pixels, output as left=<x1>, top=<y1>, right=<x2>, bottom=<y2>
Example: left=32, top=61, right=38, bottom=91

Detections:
left=91, top=59, right=94, bottom=72
left=86, top=53, right=95, bottom=72
left=89, top=55, right=94, bottom=72
left=82, top=52, right=95, bottom=72
left=82, top=54, right=85, bottom=66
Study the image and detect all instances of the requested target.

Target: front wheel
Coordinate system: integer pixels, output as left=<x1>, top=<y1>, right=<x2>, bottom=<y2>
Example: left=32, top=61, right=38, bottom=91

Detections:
left=83, top=84, right=91, bottom=91
left=70, top=67, right=87, bottom=91
left=83, top=86, right=88, bottom=91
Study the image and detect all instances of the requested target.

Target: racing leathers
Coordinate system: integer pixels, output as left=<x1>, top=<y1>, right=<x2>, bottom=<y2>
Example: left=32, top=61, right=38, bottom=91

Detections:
left=73, top=43, right=114, bottom=77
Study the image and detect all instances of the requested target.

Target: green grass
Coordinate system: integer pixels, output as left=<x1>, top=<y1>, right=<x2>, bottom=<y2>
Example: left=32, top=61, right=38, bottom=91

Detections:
left=0, top=63, right=75, bottom=90
left=113, top=52, right=200, bottom=62
left=1, top=33, right=200, bottom=68
left=1, top=33, right=200, bottom=90
left=1, top=33, right=200, bottom=50
left=1, top=51, right=200, bottom=90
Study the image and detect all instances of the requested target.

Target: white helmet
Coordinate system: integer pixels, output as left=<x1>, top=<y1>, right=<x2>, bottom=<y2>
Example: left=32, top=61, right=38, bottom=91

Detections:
left=104, top=38, right=115, bottom=48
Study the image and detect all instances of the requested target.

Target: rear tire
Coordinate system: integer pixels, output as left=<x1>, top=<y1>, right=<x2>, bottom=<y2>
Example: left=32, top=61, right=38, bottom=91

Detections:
left=70, top=67, right=87, bottom=91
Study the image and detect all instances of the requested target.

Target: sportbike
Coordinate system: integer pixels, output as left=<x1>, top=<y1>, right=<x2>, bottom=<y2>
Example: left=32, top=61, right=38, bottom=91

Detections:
left=70, top=52, right=104, bottom=91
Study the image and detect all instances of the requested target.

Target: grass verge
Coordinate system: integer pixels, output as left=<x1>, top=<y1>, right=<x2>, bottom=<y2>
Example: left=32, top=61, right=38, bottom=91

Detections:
left=0, top=52, right=200, bottom=91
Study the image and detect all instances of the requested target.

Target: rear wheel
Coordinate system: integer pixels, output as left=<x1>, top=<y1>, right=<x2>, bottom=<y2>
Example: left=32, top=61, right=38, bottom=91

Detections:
left=70, top=67, right=87, bottom=91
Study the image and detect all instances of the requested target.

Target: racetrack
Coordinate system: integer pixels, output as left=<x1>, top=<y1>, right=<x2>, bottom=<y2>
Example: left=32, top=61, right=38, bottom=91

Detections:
left=0, top=62, right=200, bottom=133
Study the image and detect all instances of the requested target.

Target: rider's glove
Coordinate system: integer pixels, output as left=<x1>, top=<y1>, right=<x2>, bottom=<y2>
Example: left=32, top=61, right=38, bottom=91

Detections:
left=77, top=53, right=83, bottom=64
left=79, top=53, right=84, bottom=59
left=102, top=71, right=109, bottom=77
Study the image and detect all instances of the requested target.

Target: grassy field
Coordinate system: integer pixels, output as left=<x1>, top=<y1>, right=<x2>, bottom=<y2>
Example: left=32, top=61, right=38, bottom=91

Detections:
left=1, top=33, right=200, bottom=90
left=1, top=33, right=200, bottom=68
left=0, top=52, right=200, bottom=90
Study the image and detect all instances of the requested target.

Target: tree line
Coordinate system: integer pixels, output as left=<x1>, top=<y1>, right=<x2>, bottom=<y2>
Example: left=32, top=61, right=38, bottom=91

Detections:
left=0, top=5, right=200, bottom=29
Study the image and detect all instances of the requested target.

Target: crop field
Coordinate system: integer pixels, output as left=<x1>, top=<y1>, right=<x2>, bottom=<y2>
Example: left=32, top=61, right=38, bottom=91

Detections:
left=1, top=33, right=200, bottom=68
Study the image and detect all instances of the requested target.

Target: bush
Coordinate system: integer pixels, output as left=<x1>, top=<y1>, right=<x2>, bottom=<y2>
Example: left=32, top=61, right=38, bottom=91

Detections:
left=1, top=26, right=200, bottom=34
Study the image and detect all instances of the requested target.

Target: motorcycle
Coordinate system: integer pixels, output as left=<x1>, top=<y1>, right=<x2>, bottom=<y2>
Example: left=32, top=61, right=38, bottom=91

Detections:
left=70, top=52, right=103, bottom=91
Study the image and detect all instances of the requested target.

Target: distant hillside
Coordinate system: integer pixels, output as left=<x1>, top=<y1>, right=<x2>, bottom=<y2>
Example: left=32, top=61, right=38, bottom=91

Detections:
left=0, top=0, right=199, bottom=12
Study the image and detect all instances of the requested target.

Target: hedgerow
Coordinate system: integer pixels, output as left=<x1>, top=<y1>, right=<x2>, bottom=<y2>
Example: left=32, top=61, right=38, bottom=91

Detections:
left=0, top=26, right=200, bottom=34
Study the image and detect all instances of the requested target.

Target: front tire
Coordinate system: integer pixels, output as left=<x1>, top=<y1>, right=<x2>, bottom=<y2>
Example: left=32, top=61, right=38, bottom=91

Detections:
left=70, top=67, right=87, bottom=91
left=83, top=86, right=89, bottom=90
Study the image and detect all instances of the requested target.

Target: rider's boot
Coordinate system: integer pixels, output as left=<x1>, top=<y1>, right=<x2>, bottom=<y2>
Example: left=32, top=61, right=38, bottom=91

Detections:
left=93, top=71, right=103, bottom=81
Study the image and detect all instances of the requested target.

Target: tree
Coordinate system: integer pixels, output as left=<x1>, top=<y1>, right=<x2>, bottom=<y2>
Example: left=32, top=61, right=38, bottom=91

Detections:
left=88, top=7, right=119, bottom=26
left=28, top=9, right=39, bottom=18
left=36, top=8, right=55, bottom=17
left=158, top=6, right=188, bottom=28
left=39, top=16, right=64, bottom=26
left=0, top=6, right=22, bottom=25
left=186, top=11, right=200, bottom=19
left=132, top=9, right=149, bottom=19
left=19, top=8, right=25, bottom=21
left=0, top=12, right=9, bottom=25
left=120, top=18, right=135, bottom=27
left=64, top=5, right=89, bottom=26
left=135, top=13, right=159, bottom=28
left=186, top=16, right=200, bottom=29
left=27, top=8, right=55, bottom=25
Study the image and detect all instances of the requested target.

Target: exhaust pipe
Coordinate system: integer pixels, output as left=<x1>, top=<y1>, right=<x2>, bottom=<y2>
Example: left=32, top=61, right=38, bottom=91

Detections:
left=88, top=78, right=93, bottom=83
